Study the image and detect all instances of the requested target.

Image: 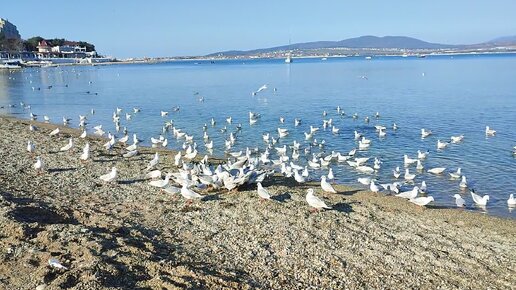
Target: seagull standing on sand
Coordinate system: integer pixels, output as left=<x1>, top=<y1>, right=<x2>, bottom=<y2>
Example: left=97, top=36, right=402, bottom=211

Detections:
left=100, top=167, right=117, bottom=183
left=146, top=152, right=159, bottom=171
left=80, top=143, right=90, bottom=162
left=49, top=127, right=60, bottom=136
left=180, top=183, right=203, bottom=203
left=306, top=188, right=331, bottom=211
left=60, top=138, right=74, bottom=152
left=257, top=182, right=271, bottom=200
left=321, top=175, right=337, bottom=193
left=34, top=156, right=44, bottom=173
left=27, top=140, right=35, bottom=154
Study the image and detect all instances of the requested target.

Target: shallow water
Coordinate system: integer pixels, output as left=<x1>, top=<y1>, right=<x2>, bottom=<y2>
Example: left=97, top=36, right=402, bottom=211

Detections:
left=1, top=54, right=515, bottom=218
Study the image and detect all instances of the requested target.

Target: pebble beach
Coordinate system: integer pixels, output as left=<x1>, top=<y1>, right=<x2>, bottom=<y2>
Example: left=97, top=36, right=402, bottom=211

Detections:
left=0, top=116, right=515, bottom=289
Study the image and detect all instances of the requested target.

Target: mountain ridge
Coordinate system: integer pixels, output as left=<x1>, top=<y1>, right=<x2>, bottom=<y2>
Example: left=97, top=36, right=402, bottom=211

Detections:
left=207, top=35, right=515, bottom=57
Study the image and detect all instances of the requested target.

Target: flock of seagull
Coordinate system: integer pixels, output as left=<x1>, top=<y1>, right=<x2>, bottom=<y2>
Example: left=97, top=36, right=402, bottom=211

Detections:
left=15, top=85, right=516, bottom=212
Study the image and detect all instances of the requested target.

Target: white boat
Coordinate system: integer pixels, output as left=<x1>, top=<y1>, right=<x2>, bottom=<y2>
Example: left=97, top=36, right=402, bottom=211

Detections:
left=285, top=52, right=292, bottom=63
left=321, top=57, right=327, bottom=61
left=0, top=63, right=21, bottom=69
left=365, top=56, right=372, bottom=60
left=0, top=60, right=22, bottom=69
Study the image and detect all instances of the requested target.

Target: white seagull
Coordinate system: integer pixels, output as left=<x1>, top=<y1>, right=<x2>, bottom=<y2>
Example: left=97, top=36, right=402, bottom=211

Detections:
left=257, top=182, right=271, bottom=200
left=320, top=175, right=337, bottom=193
left=100, top=167, right=117, bottom=183
left=453, top=194, right=466, bottom=207
left=306, top=188, right=331, bottom=211
left=470, top=190, right=489, bottom=206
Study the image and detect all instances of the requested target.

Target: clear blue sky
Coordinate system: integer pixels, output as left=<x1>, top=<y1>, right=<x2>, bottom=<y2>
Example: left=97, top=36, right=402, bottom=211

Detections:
left=3, top=0, right=515, bottom=58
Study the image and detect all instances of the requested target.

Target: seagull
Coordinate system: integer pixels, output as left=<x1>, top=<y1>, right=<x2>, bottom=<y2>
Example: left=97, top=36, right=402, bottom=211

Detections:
left=80, top=143, right=90, bottom=162
left=396, top=186, right=419, bottom=199
left=453, top=194, right=466, bottom=207
left=404, top=168, right=416, bottom=181
left=508, top=194, right=516, bottom=207
left=60, top=138, right=74, bottom=152
left=321, top=175, right=337, bottom=193
left=459, top=176, right=468, bottom=189
left=370, top=180, right=380, bottom=193
left=294, top=170, right=306, bottom=183
left=49, top=127, right=60, bottom=136
left=417, top=150, right=429, bottom=160
left=257, top=182, right=271, bottom=200
left=149, top=173, right=172, bottom=188
left=306, top=188, right=331, bottom=211
left=421, top=128, right=432, bottom=138
left=48, top=258, right=67, bottom=270
left=470, top=189, right=489, bottom=206
left=485, top=126, right=496, bottom=136
left=404, top=155, right=417, bottom=165
left=450, top=135, right=464, bottom=143
left=437, top=140, right=449, bottom=150
left=357, top=177, right=371, bottom=185
left=145, top=170, right=162, bottom=180
left=409, top=196, right=434, bottom=207
left=34, top=156, right=44, bottom=173
left=180, top=183, right=203, bottom=203
left=419, top=181, right=427, bottom=193
left=146, top=152, right=159, bottom=171
left=100, top=167, right=117, bottom=183
left=428, top=167, right=446, bottom=175
left=80, top=130, right=87, bottom=138
left=393, top=167, right=401, bottom=179
left=449, top=168, right=462, bottom=179
left=27, top=140, right=35, bottom=154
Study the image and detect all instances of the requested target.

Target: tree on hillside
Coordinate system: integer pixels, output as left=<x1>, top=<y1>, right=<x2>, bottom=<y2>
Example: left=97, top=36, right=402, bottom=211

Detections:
left=78, top=41, right=95, bottom=52
left=23, top=36, right=44, bottom=51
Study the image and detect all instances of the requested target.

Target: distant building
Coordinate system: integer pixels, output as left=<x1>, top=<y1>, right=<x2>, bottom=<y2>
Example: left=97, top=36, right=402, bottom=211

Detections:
left=0, top=18, right=21, bottom=39
left=36, top=40, right=95, bottom=59
left=37, top=40, right=51, bottom=53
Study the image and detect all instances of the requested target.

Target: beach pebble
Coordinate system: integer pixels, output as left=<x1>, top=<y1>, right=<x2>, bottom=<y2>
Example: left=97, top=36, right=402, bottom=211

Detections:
left=36, top=284, right=47, bottom=290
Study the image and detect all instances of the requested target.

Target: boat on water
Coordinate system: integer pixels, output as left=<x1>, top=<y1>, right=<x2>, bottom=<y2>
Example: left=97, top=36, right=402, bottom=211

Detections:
left=285, top=52, right=292, bottom=63
left=365, top=56, right=372, bottom=60
left=0, top=60, right=22, bottom=69
left=321, top=57, right=328, bottom=61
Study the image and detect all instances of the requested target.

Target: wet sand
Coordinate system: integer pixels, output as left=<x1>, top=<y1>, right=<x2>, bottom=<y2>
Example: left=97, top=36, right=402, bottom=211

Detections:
left=0, top=116, right=515, bottom=289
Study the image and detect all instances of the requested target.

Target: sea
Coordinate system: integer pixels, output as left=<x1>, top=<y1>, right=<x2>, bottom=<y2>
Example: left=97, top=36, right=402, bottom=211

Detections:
left=1, top=53, right=515, bottom=218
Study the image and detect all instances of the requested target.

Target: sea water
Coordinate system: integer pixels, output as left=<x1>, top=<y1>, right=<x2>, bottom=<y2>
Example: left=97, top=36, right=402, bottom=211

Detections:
left=1, top=54, right=515, bottom=218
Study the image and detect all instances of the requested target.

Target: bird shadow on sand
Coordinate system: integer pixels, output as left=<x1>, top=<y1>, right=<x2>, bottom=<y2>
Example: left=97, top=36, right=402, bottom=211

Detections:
left=336, top=189, right=361, bottom=196
left=202, top=194, right=223, bottom=202
left=48, top=167, right=77, bottom=173
left=118, top=178, right=146, bottom=185
left=331, top=202, right=354, bottom=213
left=271, top=192, right=291, bottom=203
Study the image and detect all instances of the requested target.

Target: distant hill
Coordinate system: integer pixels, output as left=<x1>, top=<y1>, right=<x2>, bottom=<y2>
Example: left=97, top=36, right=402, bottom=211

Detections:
left=485, top=35, right=516, bottom=45
left=208, top=35, right=458, bottom=56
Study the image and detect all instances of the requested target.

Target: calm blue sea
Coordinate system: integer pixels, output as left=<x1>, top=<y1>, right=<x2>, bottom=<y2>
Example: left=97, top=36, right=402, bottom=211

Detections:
left=1, top=54, right=515, bottom=218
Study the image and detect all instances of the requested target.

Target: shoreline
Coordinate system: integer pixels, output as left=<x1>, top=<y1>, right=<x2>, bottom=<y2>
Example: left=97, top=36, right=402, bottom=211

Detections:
left=0, top=115, right=515, bottom=289
left=3, top=50, right=516, bottom=70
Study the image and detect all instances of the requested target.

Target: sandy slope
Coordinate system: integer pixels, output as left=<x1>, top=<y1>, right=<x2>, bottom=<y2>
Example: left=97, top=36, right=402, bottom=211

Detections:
left=0, top=116, right=514, bottom=289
